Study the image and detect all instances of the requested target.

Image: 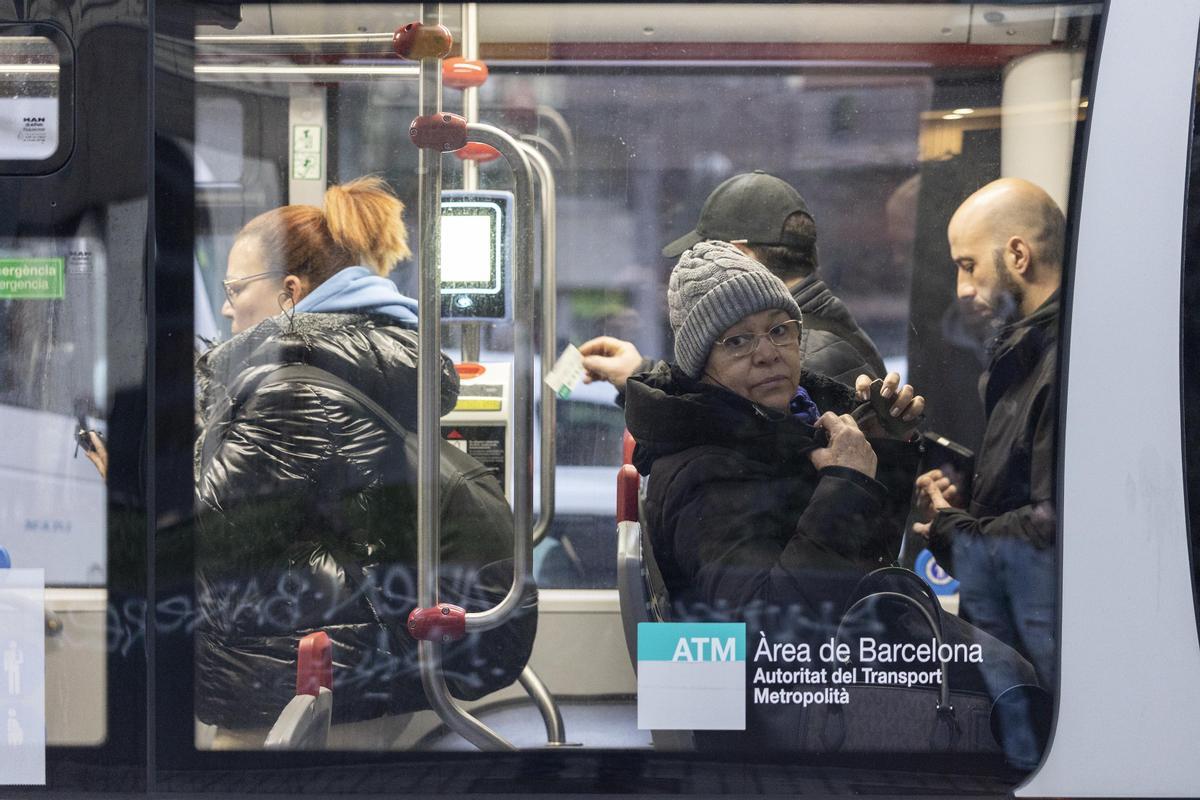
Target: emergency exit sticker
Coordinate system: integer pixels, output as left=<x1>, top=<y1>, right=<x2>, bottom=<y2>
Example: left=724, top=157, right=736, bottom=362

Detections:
left=637, top=622, right=745, bottom=730
left=0, top=258, right=64, bottom=300
left=291, top=125, right=322, bottom=180
left=0, top=569, right=45, bottom=786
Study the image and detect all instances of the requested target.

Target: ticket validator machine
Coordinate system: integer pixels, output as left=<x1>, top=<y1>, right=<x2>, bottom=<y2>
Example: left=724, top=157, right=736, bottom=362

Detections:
left=438, top=189, right=515, bottom=498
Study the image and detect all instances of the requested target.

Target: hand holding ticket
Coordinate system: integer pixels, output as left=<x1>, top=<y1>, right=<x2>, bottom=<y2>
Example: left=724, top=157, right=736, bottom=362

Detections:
left=544, top=344, right=585, bottom=399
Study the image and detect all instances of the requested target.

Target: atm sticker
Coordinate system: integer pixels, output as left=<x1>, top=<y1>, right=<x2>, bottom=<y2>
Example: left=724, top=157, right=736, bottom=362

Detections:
left=637, top=622, right=746, bottom=730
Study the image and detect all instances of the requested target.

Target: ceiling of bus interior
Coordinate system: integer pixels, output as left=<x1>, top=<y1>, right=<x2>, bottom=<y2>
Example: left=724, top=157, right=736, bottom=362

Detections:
left=198, top=3, right=1100, bottom=46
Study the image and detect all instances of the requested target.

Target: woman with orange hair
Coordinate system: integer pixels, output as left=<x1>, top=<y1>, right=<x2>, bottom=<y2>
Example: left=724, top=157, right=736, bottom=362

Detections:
left=217, top=176, right=416, bottom=334
left=194, top=177, right=534, bottom=739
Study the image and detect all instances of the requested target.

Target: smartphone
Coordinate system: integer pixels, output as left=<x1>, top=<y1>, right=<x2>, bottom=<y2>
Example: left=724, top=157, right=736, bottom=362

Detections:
left=921, top=431, right=975, bottom=499
left=75, top=414, right=97, bottom=454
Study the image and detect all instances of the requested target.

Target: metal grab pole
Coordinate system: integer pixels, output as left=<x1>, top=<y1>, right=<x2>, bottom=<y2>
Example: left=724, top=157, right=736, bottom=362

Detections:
left=459, top=1, right=482, bottom=363
left=414, top=2, right=443, bottom=641
left=462, top=122, right=535, bottom=634
left=519, top=142, right=559, bottom=545
left=419, top=641, right=515, bottom=751
left=518, top=666, right=567, bottom=746
left=409, top=3, right=514, bottom=751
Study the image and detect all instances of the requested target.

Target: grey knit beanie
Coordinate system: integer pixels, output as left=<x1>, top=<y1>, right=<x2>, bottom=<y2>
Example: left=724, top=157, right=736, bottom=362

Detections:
left=668, top=240, right=802, bottom=378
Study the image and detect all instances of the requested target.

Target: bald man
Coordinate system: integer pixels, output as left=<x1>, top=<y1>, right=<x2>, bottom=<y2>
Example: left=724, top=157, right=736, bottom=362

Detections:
left=914, top=178, right=1063, bottom=691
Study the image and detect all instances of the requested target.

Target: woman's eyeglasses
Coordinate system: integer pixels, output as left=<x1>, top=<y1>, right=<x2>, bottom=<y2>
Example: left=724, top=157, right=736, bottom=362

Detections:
left=222, top=270, right=285, bottom=305
left=714, top=319, right=802, bottom=359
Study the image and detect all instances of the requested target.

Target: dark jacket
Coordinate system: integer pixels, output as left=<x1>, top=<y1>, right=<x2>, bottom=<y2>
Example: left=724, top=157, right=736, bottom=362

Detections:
left=194, top=312, right=536, bottom=728
left=625, top=365, right=922, bottom=750
left=625, top=364, right=920, bottom=620
left=792, top=274, right=887, bottom=384
left=624, top=366, right=1042, bottom=752
left=929, top=293, right=1060, bottom=568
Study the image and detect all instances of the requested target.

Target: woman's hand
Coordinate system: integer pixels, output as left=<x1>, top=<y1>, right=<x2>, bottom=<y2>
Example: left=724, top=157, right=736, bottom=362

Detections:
left=810, top=412, right=877, bottom=479
left=853, top=371, right=925, bottom=439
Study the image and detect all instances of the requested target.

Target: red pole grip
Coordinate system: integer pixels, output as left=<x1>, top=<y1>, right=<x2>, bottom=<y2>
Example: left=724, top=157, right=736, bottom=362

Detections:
left=410, top=113, right=469, bottom=151
left=453, top=142, right=502, bottom=163
left=392, top=22, right=453, bottom=60
left=408, top=604, right=468, bottom=642
left=443, top=57, right=489, bottom=89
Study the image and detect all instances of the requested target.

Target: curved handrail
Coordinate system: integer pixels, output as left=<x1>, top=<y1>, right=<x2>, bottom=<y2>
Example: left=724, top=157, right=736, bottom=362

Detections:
left=462, top=122, right=535, bottom=634
left=519, top=140, right=558, bottom=545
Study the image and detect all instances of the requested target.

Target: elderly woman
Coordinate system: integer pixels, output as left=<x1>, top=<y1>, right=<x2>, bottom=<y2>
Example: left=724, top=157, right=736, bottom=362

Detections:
left=194, top=177, right=535, bottom=737
left=625, top=241, right=923, bottom=618
left=624, top=241, right=1043, bottom=759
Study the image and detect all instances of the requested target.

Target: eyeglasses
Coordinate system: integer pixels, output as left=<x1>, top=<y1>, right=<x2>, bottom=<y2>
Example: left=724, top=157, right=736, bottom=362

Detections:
left=714, top=319, right=802, bottom=359
left=222, top=270, right=285, bottom=305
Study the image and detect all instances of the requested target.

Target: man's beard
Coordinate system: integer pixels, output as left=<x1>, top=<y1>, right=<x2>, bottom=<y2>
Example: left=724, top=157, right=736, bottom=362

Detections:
left=990, top=248, right=1024, bottom=324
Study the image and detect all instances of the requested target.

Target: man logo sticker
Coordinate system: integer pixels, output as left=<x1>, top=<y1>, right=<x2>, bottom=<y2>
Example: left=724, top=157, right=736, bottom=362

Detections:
left=637, top=622, right=745, bottom=730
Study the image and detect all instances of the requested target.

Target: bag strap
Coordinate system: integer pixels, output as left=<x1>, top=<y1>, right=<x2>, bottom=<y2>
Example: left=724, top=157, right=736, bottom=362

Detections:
left=255, top=363, right=414, bottom=441
left=835, top=569, right=953, bottom=712
left=252, top=363, right=430, bottom=662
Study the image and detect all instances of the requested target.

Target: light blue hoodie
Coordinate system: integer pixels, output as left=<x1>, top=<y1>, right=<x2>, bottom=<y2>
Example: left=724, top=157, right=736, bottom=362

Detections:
left=294, top=266, right=419, bottom=326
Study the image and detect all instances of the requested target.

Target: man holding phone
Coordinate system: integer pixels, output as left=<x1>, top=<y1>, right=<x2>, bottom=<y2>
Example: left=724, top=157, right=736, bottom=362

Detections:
left=913, top=178, right=1064, bottom=691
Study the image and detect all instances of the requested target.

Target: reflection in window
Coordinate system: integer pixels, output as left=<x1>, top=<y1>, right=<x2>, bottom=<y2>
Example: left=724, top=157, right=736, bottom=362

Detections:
left=0, top=36, right=59, bottom=160
left=187, top=2, right=1097, bottom=770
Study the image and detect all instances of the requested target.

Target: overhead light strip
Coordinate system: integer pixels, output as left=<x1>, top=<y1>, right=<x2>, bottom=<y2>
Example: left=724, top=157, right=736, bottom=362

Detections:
left=0, top=64, right=59, bottom=74
left=194, top=64, right=419, bottom=77
left=196, top=33, right=393, bottom=45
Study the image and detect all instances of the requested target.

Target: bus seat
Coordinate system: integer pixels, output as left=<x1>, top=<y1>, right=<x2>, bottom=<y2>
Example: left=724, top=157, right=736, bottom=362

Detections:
left=616, top=463, right=649, bottom=672
left=264, top=631, right=333, bottom=750
left=616, top=461, right=694, bottom=751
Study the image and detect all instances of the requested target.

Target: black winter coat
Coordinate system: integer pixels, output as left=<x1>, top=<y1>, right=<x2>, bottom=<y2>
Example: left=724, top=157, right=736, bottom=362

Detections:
left=625, top=364, right=920, bottom=621
left=624, top=366, right=1039, bottom=753
left=791, top=275, right=887, bottom=384
left=929, top=294, right=1060, bottom=568
left=194, top=312, right=536, bottom=728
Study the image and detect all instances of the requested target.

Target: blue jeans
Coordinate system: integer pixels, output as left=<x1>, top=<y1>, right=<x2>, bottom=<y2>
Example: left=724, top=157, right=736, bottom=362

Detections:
left=951, top=534, right=1056, bottom=769
left=951, top=533, right=1057, bottom=690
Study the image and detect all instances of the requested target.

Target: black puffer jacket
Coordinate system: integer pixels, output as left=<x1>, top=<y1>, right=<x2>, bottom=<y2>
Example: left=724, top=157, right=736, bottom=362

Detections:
left=625, top=364, right=920, bottom=619
left=194, top=312, right=536, bottom=728
left=792, top=274, right=887, bottom=385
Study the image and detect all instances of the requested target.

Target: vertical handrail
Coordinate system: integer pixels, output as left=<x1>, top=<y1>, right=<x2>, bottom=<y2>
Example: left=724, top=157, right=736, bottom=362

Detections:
left=459, top=1, right=482, bottom=363
left=461, top=122, right=535, bottom=634
left=519, top=141, right=559, bottom=545
left=415, top=2, right=443, bottom=633
left=410, top=3, right=515, bottom=751
left=518, top=666, right=567, bottom=746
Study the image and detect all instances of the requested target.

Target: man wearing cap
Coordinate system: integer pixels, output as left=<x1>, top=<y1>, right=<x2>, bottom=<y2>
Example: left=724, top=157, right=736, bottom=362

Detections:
left=581, top=170, right=886, bottom=390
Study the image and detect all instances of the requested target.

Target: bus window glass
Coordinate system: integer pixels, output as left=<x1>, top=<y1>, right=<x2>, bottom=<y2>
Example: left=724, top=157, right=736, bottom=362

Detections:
left=0, top=35, right=59, bottom=160
left=0, top=232, right=109, bottom=751
left=188, top=1, right=1097, bottom=779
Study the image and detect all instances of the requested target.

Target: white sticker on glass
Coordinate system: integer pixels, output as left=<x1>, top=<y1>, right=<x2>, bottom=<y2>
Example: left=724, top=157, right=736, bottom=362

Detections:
left=0, top=569, right=45, bottom=786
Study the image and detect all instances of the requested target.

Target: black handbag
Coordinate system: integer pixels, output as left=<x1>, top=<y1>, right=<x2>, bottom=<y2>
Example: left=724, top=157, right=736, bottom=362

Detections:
left=795, top=567, right=1021, bottom=755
